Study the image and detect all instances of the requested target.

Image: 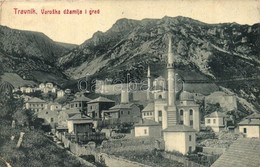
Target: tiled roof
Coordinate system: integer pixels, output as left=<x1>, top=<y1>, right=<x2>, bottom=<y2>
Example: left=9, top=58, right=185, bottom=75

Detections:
left=109, top=103, right=134, bottom=110
left=205, top=111, right=226, bottom=118
left=87, top=96, right=114, bottom=103
left=246, top=113, right=260, bottom=119
left=142, top=103, right=154, bottom=112
left=68, top=113, right=92, bottom=120
left=211, top=138, right=260, bottom=167
left=26, top=97, right=46, bottom=103
left=163, top=125, right=196, bottom=132
left=238, top=119, right=260, bottom=126
left=71, top=96, right=92, bottom=102
left=135, top=119, right=160, bottom=127
left=61, top=109, right=80, bottom=115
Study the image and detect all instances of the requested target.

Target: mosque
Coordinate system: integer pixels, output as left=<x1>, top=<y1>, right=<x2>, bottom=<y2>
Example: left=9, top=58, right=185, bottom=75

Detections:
left=135, top=35, right=198, bottom=154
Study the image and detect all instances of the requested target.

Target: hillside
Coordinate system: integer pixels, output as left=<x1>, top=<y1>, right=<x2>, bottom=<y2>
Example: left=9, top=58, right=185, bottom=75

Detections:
left=0, top=26, right=72, bottom=84
left=58, top=16, right=260, bottom=110
left=0, top=120, right=88, bottom=167
left=1, top=73, right=36, bottom=88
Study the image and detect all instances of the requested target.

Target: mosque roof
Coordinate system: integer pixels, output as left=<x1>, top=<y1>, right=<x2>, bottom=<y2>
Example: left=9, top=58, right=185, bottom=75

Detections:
left=163, top=125, right=196, bottom=132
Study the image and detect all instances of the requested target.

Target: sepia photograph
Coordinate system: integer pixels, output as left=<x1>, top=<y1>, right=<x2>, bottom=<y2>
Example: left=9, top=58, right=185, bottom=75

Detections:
left=0, top=0, right=259, bottom=167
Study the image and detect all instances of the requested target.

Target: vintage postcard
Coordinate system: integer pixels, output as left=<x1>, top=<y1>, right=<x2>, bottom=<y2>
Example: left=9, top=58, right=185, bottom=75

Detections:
left=0, top=0, right=259, bottom=167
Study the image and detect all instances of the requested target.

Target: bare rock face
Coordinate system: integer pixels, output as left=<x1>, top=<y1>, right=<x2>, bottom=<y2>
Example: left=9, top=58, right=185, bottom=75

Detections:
left=58, top=16, right=259, bottom=81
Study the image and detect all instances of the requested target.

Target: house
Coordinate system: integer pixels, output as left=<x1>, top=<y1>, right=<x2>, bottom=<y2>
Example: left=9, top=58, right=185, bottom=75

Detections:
left=238, top=113, right=260, bottom=138
left=205, top=111, right=226, bottom=132
left=46, top=82, right=54, bottom=88
left=69, top=95, right=92, bottom=113
left=25, top=87, right=34, bottom=93
left=57, top=90, right=65, bottom=98
left=87, top=96, right=115, bottom=119
left=25, top=97, right=46, bottom=112
left=163, top=125, right=196, bottom=155
left=47, top=102, right=62, bottom=111
left=142, top=103, right=155, bottom=120
left=20, top=86, right=27, bottom=93
left=57, top=109, right=81, bottom=127
left=39, top=83, right=45, bottom=89
left=37, top=109, right=59, bottom=128
left=211, top=138, right=260, bottom=167
left=67, top=113, right=93, bottom=134
left=39, top=82, right=57, bottom=94
left=106, top=103, right=141, bottom=123
left=134, top=119, right=161, bottom=137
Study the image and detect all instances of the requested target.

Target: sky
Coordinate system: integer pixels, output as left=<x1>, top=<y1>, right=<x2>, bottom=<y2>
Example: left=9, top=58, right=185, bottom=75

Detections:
left=0, top=0, right=259, bottom=44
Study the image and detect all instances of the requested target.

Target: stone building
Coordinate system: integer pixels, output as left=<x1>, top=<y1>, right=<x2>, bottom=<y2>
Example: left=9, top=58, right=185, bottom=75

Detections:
left=25, top=97, right=46, bottom=112
left=87, top=96, right=115, bottom=119
left=238, top=113, right=260, bottom=138
left=205, top=111, right=226, bottom=132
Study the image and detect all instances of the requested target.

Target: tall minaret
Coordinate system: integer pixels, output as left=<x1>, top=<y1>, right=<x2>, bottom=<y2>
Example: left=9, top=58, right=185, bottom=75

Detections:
left=147, top=65, right=151, bottom=100
left=166, top=35, right=178, bottom=127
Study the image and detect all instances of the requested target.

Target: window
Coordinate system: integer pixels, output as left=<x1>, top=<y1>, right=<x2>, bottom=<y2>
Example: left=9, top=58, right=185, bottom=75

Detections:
left=75, top=104, right=78, bottom=107
left=46, top=112, right=48, bottom=114
left=243, top=128, right=247, bottom=133
left=189, top=146, right=192, bottom=153
left=79, top=103, right=82, bottom=107
left=190, top=120, right=193, bottom=126
left=180, top=120, right=183, bottom=125
left=180, top=109, right=183, bottom=116
left=144, top=129, right=147, bottom=134
left=50, top=118, right=54, bottom=122
left=207, top=119, right=211, bottom=124
left=213, top=119, right=216, bottom=124
left=41, top=104, right=43, bottom=107
left=121, top=111, right=123, bottom=115
left=158, top=95, right=162, bottom=99
left=189, top=135, right=192, bottom=141
left=189, top=109, right=193, bottom=115
left=158, top=110, right=162, bottom=116
left=128, top=111, right=130, bottom=115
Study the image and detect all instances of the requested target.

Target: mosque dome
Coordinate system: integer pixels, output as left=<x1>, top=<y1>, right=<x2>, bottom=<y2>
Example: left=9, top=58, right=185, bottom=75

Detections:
left=180, top=91, right=194, bottom=101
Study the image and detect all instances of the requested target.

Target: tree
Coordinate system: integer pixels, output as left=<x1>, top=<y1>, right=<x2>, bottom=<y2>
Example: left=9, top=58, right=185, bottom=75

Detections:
left=0, top=81, right=22, bottom=120
left=13, top=109, right=36, bottom=127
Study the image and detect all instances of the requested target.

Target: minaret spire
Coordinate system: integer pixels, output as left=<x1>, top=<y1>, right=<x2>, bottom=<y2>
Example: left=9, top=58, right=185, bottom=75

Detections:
left=147, top=65, right=151, bottom=100
left=167, top=36, right=174, bottom=66
left=165, top=34, right=178, bottom=128
left=167, top=34, right=175, bottom=106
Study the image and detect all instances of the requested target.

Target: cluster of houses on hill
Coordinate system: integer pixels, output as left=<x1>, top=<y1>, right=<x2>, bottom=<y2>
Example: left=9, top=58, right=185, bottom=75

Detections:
left=14, top=36, right=260, bottom=160
left=14, top=82, right=71, bottom=98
